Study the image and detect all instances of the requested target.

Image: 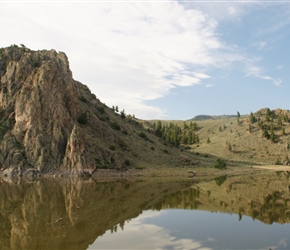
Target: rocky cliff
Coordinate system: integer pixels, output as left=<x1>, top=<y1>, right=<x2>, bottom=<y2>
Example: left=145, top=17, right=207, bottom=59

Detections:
left=0, top=45, right=196, bottom=176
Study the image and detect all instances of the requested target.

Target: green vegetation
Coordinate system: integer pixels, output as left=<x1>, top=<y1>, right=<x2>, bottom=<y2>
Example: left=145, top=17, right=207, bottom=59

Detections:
left=111, top=121, right=121, bottom=130
left=215, top=175, right=227, bottom=185
left=120, top=109, right=126, bottom=119
left=97, top=106, right=105, bottom=114
left=214, top=159, right=227, bottom=169
left=77, top=113, right=87, bottom=125
left=139, top=132, right=149, bottom=141
left=79, top=96, right=87, bottom=103
left=152, top=120, right=198, bottom=147
left=249, top=112, right=256, bottom=124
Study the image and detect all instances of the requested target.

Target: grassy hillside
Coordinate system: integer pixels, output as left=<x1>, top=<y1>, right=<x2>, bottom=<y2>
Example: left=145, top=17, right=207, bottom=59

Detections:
left=144, top=108, right=290, bottom=166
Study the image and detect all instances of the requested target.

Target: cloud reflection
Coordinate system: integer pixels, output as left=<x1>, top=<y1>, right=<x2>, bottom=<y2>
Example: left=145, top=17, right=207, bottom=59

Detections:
left=89, top=210, right=212, bottom=250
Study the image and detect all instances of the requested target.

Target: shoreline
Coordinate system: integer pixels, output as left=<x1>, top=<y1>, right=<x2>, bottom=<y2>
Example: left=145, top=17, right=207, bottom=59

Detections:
left=0, top=165, right=281, bottom=183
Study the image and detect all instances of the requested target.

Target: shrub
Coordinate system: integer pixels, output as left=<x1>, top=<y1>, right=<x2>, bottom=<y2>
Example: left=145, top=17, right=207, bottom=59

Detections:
left=139, top=132, right=149, bottom=141
left=109, top=145, right=116, bottom=151
left=33, top=62, right=40, bottom=68
left=274, top=158, right=282, bottom=165
left=111, top=121, right=121, bottom=130
left=214, top=159, right=226, bottom=169
left=215, top=175, right=227, bottom=186
left=97, top=106, right=105, bottom=114
left=77, top=113, right=87, bottom=125
left=117, top=138, right=126, bottom=149
left=79, top=96, right=87, bottom=103
left=124, top=159, right=130, bottom=166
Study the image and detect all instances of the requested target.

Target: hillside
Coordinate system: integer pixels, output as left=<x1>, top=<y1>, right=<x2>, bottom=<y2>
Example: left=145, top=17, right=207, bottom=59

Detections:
left=0, top=45, right=200, bottom=177
left=147, top=108, right=290, bottom=166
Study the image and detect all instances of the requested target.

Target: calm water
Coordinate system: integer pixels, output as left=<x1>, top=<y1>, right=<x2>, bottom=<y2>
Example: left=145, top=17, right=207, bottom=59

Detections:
left=1, top=171, right=290, bottom=250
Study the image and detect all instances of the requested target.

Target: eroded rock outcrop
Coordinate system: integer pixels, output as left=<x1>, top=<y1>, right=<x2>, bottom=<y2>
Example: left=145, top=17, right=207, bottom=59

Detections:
left=0, top=46, right=90, bottom=175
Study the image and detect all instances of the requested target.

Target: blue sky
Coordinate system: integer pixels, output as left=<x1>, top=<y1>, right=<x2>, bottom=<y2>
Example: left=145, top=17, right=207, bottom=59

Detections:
left=1, top=1, right=290, bottom=120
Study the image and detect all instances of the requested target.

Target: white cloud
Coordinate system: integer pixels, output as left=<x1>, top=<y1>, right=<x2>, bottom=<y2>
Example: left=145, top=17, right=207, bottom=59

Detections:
left=246, top=65, right=282, bottom=87
left=205, top=84, right=215, bottom=88
left=0, top=1, right=277, bottom=119
left=0, top=1, right=232, bottom=119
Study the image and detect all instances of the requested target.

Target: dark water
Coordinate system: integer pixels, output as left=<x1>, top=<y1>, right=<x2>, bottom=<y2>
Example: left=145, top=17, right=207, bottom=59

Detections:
left=1, top=171, right=290, bottom=250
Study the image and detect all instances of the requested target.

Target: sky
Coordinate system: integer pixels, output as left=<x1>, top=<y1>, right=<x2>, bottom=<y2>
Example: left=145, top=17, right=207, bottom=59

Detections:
left=1, top=0, right=290, bottom=120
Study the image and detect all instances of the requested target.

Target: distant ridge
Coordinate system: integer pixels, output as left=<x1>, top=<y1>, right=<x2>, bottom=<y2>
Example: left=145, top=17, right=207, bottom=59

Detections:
left=189, top=115, right=213, bottom=121
left=189, top=114, right=236, bottom=121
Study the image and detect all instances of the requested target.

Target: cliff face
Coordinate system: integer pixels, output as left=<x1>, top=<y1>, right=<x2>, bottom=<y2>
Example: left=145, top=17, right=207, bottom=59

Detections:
left=0, top=46, right=84, bottom=173
left=0, top=46, right=197, bottom=175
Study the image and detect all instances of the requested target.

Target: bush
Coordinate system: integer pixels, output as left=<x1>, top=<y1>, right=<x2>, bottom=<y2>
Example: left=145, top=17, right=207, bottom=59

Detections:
left=97, top=106, right=105, bottom=114
left=139, top=132, right=149, bottom=141
left=77, top=113, right=87, bottom=125
left=109, top=145, right=116, bottom=151
left=111, top=121, right=121, bottom=130
left=79, top=96, right=87, bottom=103
left=214, top=159, right=226, bottom=169
left=215, top=175, right=227, bottom=186
left=117, top=138, right=127, bottom=149
left=124, top=159, right=130, bottom=166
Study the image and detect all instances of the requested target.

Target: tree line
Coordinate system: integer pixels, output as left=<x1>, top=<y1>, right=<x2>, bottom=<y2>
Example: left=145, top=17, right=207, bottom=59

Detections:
left=152, top=121, right=200, bottom=147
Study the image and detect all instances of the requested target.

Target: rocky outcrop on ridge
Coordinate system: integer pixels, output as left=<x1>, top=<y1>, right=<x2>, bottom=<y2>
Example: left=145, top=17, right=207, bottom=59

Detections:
left=0, top=45, right=197, bottom=176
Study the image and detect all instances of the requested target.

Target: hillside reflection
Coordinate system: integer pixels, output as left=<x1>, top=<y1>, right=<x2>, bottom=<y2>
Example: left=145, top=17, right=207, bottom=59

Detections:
left=1, top=171, right=290, bottom=249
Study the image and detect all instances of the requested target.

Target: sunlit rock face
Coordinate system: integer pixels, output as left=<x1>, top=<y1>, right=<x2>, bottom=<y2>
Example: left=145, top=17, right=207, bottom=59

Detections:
left=0, top=46, right=88, bottom=174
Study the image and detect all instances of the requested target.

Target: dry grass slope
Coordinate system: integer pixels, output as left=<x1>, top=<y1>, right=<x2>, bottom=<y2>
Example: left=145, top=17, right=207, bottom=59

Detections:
left=146, top=108, right=290, bottom=167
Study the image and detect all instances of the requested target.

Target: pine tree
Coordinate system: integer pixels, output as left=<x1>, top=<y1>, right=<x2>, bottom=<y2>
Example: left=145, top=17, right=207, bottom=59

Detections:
left=206, top=137, right=211, bottom=144
left=188, top=131, right=193, bottom=144
left=249, top=112, right=256, bottom=124
left=284, top=113, right=289, bottom=123
left=237, top=111, right=240, bottom=125
left=270, top=123, right=275, bottom=142
left=155, top=120, right=162, bottom=137
left=249, top=124, right=252, bottom=133
left=195, top=135, right=200, bottom=144
left=120, top=109, right=126, bottom=119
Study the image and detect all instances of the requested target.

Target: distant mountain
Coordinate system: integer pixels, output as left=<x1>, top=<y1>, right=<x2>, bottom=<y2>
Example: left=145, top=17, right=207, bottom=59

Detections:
left=0, top=45, right=197, bottom=177
left=189, top=114, right=236, bottom=121
left=189, top=115, right=214, bottom=121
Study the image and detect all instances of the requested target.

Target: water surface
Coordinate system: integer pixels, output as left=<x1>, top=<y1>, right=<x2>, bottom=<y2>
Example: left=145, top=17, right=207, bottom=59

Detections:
left=1, top=171, right=290, bottom=249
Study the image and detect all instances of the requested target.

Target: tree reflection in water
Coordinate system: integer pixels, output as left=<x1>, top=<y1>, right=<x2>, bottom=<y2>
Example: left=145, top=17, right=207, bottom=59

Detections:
left=1, top=171, right=290, bottom=249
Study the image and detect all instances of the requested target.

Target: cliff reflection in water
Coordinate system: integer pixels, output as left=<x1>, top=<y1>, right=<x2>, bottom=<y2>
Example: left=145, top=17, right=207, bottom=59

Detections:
left=1, top=171, right=290, bottom=249
left=0, top=177, right=192, bottom=250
